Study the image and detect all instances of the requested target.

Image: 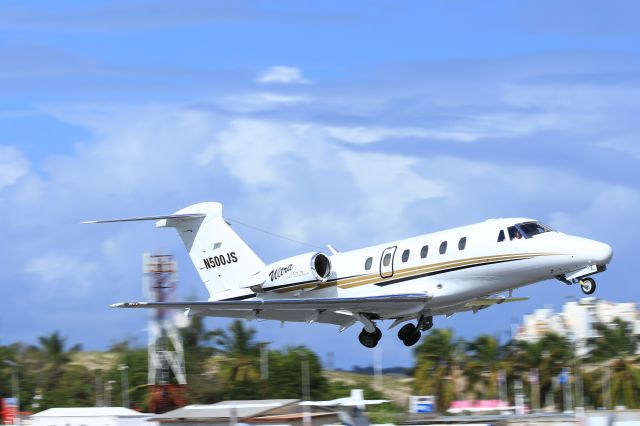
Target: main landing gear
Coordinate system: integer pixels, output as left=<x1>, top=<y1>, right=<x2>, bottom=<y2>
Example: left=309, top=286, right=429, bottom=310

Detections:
left=358, top=327, right=382, bottom=348
left=357, top=315, right=433, bottom=348
left=397, top=316, right=433, bottom=347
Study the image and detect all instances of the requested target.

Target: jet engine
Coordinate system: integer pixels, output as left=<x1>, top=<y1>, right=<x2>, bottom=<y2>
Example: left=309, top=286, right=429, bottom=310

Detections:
left=261, top=252, right=332, bottom=290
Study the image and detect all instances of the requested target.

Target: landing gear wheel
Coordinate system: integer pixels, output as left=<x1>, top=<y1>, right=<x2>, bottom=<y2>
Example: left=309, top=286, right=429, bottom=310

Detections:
left=397, top=323, right=422, bottom=347
left=398, top=323, right=416, bottom=341
left=403, top=330, right=421, bottom=347
left=580, top=277, right=596, bottom=295
left=358, top=327, right=381, bottom=348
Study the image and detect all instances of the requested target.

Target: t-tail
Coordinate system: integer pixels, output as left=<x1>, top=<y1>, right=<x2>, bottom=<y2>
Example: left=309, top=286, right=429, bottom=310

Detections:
left=83, top=202, right=265, bottom=300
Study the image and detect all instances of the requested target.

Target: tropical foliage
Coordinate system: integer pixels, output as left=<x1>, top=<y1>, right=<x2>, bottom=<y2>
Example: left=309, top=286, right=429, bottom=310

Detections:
left=1, top=318, right=639, bottom=416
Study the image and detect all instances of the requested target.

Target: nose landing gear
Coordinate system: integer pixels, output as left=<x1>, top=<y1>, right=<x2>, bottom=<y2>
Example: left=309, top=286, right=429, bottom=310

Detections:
left=580, top=277, right=596, bottom=295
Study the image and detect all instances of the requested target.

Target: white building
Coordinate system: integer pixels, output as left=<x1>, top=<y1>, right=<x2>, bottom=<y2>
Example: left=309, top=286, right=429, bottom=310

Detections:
left=31, top=407, right=156, bottom=426
left=514, top=298, right=640, bottom=356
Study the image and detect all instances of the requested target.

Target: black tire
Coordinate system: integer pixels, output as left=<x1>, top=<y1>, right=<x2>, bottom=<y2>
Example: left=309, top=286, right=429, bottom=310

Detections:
left=403, top=330, right=422, bottom=347
left=358, top=328, right=378, bottom=348
left=374, top=327, right=382, bottom=342
left=580, top=277, right=596, bottom=295
left=398, top=323, right=416, bottom=341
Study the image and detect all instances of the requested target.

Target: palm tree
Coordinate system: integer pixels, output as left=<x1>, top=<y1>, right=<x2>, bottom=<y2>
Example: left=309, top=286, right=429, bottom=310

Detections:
left=213, top=320, right=261, bottom=398
left=35, top=332, right=81, bottom=386
left=413, top=329, right=465, bottom=413
left=463, top=335, right=502, bottom=400
left=505, top=333, right=574, bottom=410
left=586, top=319, right=640, bottom=408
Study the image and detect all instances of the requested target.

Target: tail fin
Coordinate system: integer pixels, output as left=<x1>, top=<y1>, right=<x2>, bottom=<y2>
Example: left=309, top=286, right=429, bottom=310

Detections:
left=156, top=202, right=265, bottom=300
left=84, top=202, right=264, bottom=300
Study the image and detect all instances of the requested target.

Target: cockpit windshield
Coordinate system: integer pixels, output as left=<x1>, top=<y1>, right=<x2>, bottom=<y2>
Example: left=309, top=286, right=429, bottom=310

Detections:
left=516, top=221, right=554, bottom=238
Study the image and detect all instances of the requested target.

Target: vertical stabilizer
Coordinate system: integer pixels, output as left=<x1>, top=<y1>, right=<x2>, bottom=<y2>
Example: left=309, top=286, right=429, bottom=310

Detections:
left=156, top=202, right=264, bottom=300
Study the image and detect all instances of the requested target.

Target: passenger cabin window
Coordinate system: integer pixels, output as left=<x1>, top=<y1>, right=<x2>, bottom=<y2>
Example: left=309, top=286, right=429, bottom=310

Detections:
left=402, top=249, right=410, bottom=262
left=420, top=245, right=429, bottom=258
left=439, top=241, right=447, bottom=254
left=364, top=257, right=373, bottom=270
left=458, top=237, right=467, bottom=250
left=383, top=253, right=392, bottom=267
left=497, top=230, right=505, bottom=242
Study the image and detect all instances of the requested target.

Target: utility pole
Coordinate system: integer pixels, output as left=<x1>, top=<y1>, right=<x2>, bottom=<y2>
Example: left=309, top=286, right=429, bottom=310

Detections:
left=258, top=342, right=270, bottom=399
left=530, top=368, right=540, bottom=413
left=119, top=365, right=130, bottom=408
left=105, top=380, right=116, bottom=407
left=3, top=360, right=20, bottom=426
left=498, top=369, right=508, bottom=414
left=300, top=352, right=311, bottom=426
left=96, top=369, right=104, bottom=407
left=373, top=345, right=383, bottom=391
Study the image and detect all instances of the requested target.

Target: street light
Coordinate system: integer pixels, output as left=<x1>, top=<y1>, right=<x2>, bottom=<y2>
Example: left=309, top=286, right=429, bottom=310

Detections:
left=3, top=360, right=20, bottom=426
left=118, top=365, right=129, bottom=408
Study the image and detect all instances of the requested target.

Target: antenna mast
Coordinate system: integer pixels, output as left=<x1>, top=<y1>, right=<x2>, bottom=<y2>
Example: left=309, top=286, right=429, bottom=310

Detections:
left=144, top=253, right=187, bottom=413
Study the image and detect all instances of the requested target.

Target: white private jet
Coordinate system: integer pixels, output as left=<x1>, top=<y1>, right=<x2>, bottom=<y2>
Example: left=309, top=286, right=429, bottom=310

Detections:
left=85, top=202, right=612, bottom=348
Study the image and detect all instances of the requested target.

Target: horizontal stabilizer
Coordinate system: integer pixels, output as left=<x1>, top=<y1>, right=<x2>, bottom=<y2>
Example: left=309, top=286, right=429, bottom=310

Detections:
left=82, top=213, right=205, bottom=224
left=465, top=297, right=528, bottom=307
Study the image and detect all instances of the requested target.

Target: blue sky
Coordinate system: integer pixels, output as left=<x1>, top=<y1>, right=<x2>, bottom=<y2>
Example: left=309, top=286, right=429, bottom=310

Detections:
left=1, top=1, right=639, bottom=369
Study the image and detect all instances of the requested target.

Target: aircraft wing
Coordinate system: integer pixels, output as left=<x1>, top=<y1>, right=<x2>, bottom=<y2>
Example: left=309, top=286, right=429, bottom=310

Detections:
left=111, top=293, right=432, bottom=329
left=111, top=293, right=431, bottom=311
left=300, top=398, right=389, bottom=407
left=464, top=297, right=528, bottom=307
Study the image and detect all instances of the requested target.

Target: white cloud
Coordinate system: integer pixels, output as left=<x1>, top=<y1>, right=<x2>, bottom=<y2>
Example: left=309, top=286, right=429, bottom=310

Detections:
left=25, top=252, right=98, bottom=298
left=216, top=92, right=310, bottom=113
left=257, top=66, right=309, bottom=85
left=594, top=134, right=640, bottom=160
left=0, top=146, right=30, bottom=190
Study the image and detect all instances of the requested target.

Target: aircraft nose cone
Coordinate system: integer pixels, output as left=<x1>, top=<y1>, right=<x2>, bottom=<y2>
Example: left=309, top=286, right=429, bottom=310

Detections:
left=593, top=241, right=613, bottom=265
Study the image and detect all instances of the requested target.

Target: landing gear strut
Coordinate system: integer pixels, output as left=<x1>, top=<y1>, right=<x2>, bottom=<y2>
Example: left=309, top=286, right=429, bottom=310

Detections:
left=417, top=315, right=433, bottom=331
left=580, top=277, right=596, bottom=295
left=358, top=327, right=382, bottom=348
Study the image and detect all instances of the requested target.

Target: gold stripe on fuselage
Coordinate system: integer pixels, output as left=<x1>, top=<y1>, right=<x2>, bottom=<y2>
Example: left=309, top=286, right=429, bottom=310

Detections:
left=273, top=252, right=558, bottom=294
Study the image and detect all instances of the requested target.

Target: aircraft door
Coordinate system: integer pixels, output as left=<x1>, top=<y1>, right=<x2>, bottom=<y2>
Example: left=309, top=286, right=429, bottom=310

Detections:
left=380, top=246, right=397, bottom=278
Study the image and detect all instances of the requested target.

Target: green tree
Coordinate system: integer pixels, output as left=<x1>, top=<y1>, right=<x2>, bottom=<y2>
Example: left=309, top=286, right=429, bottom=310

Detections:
left=463, top=335, right=502, bottom=400
left=180, top=316, right=223, bottom=403
left=586, top=320, right=640, bottom=408
left=213, top=320, right=261, bottom=399
left=267, top=347, right=327, bottom=400
left=505, top=333, right=573, bottom=410
left=40, top=365, right=95, bottom=409
left=413, top=329, right=465, bottom=413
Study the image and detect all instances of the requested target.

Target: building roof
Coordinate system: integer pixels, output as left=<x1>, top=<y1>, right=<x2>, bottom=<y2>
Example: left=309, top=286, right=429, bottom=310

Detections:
left=153, top=400, right=299, bottom=421
left=32, top=407, right=150, bottom=418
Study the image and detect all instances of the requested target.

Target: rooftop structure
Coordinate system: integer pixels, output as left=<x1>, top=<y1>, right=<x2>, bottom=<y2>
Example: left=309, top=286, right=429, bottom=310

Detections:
left=151, top=399, right=340, bottom=426
left=514, top=298, right=640, bottom=356
left=31, top=407, right=156, bottom=426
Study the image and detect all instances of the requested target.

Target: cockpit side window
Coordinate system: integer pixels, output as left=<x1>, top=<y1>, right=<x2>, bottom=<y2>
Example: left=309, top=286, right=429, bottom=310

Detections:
left=517, top=221, right=553, bottom=238
left=497, top=230, right=505, bottom=242
left=508, top=226, right=522, bottom=241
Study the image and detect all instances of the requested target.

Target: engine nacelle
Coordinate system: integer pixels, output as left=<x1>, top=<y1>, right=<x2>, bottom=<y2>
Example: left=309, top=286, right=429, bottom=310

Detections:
left=261, top=252, right=332, bottom=290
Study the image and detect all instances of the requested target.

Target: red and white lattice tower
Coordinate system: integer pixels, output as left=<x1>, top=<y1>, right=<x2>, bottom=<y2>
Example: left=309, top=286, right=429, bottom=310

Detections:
left=144, top=253, right=187, bottom=413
